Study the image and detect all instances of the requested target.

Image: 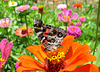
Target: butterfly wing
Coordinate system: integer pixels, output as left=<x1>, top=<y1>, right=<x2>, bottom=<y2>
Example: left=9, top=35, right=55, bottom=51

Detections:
left=34, top=20, right=66, bottom=51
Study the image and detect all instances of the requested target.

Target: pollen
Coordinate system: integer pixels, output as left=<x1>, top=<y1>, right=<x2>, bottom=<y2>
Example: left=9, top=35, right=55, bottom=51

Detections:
left=81, top=16, right=84, bottom=18
left=72, top=27, right=75, bottom=31
left=67, top=16, right=70, bottom=19
left=63, top=16, right=66, bottom=19
left=21, top=27, right=27, bottom=30
left=46, top=51, right=65, bottom=72
left=11, top=1, right=15, bottom=5
left=38, top=5, right=43, bottom=9
left=0, top=58, right=4, bottom=62
left=20, top=6, right=27, bottom=10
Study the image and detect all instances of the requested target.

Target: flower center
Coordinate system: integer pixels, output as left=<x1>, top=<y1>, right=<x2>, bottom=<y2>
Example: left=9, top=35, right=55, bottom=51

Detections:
left=81, top=16, right=84, bottom=18
left=46, top=51, right=65, bottom=72
left=0, top=58, right=5, bottom=68
left=72, top=27, right=75, bottom=31
left=11, top=1, right=15, bottom=5
left=64, top=16, right=70, bottom=19
left=20, top=6, right=27, bottom=10
left=0, top=58, right=4, bottom=62
left=21, top=27, right=27, bottom=35
left=1, top=21, right=8, bottom=25
left=38, top=5, right=43, bottom=9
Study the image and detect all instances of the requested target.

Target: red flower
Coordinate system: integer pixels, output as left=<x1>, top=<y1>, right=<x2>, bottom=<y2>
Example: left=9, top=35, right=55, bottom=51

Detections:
left=15, top=27, right=33, bottom=37
left=73, top=3, right=82, bottom=8
left=16, top=36, right=99, bottom=72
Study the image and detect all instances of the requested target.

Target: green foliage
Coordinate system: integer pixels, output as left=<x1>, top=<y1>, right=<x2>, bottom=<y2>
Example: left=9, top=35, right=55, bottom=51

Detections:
left=0, top=0, right=100, bottom=72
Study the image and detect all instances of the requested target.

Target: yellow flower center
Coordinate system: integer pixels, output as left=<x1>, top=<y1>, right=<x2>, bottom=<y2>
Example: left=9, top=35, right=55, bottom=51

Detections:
left=20, top=6, right=27, bottom=10
left=46, top=50, right=65, bottom=72
left=81, top=16, right=84, bottom=18
left=38, top=5, right=43, bottom=9
left=0, top=58, right=4, bottom=62
left=72, top=27, right=75, bottom=31
left=67, top=16, right=70, bottom=19
left=21, top=27, right=27, bottom=30
left=11, top=1, right=15, bottom=5
left=47, top=51, right=65, bottom=64
left=64, top=16, right=70, bottom=19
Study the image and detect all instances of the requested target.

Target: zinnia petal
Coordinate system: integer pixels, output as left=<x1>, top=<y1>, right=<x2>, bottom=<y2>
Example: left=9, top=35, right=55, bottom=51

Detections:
left=17, top=55, right=45, bottom=72
left=69, top=64, right=99, bottom=72
left=0, top=39, right=7, bottom=58
left=64, top=42, right=82, bottom=60
left=4, top=42, right=13, bottom=64
left=26, top=45, right=47, bottom=64
left=60, top=35, right=74, bottom=54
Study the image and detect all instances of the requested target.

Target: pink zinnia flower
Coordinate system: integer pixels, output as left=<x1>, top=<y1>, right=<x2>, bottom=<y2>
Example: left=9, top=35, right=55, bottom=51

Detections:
left=16, top=5, right=30, bottom=12
left=79, top=16, right=86, bottom=22
left=0, top=39, right=13, bottom=71
left=15, top=26, right=33, bottom=37
left=58, top=9, right=78, bottom=23
left=31, top=6, right=38, bottom=10
left=67, top=26, right=81, bottom=38
left=4, top=0, right=8, bottom=1
left=15, top=61, right=19, bottom=69
left=76, top=22, right=82, bottom=26
left=69, top=22, right=74, bottom=26
left=0, top=18, right=12, bottom=28
left=43, top=11, right=48, bottom=13
left=57, top=4, right=67, bottom=9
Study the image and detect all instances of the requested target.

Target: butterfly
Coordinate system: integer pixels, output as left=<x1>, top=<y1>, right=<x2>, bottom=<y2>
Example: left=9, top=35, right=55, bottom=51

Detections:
left=34, top=20, right=66, bottom=51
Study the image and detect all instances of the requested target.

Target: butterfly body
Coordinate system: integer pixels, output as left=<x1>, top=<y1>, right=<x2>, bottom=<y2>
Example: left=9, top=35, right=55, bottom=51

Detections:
left=34, top=20, right=66, bottom=51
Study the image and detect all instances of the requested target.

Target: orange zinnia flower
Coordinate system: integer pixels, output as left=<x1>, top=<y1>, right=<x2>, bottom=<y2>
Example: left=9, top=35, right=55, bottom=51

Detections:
left=73, top=3, right=82, bottom=8
left=16, top=36, right=99, bottom=72
left=15, top=26, right=33, bottom=37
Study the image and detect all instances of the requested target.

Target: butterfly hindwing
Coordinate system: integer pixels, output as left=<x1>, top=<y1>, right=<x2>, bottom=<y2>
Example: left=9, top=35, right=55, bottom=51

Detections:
left=34, top=20, right=66, bottom=51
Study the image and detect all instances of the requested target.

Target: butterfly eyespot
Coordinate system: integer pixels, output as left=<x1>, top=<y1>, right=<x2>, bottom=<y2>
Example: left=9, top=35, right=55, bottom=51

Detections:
left=34, top=24, right=41, bottom=28
left=51, top=38, right=55, bottom=43
left=48, top=30, right=57, bottom=36
left=48, top=38, right=55, bottom=43
left=57, top=32, right=63, bottom=37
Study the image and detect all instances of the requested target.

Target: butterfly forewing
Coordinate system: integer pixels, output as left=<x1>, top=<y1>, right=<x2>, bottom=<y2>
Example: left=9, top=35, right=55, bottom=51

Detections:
left=34, top=20, right=66, bottom=51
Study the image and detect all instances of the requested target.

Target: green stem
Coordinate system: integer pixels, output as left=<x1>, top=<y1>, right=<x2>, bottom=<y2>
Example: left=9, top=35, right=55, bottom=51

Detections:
left=6, top=28, right=9, bottom=40
left=91, top=0, right=100, bottom=64
left=66, top=0, right=67, bottom=5
left=53, top=1, right=55, bottom=25
left=63, top=22, right=68, bottom=30
left=25, top=15, right=29, bottom=46
left=41, top=12, right=42, bottom=21
left=85, top=0, right=87, bottom=5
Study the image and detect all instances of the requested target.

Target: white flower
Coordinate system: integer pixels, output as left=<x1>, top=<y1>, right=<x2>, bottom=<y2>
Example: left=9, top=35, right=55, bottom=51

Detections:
left=57, top=4, right=67, bottom=9
left=9, top=1, right=17, bottom=6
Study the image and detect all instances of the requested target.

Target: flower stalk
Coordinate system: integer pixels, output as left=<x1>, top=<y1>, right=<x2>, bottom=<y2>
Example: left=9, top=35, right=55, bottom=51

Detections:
left=91, top=0, right=100, bottom=64
left=66, top=0, right=67, bottom=5
left=25, top=15, right=29, bottom=46
left=85, top=0, right=87, bottom=5
left=53, top=1, right=55, bottom=25
left=41, top=12, right=42, bottom=20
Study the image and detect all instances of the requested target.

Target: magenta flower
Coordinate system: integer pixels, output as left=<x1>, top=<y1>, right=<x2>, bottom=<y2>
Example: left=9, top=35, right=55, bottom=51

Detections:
left=4, top=0, right=8, bottom=1
left=79, top=16, right=86, bottom=22
left=15, top=61, right=19, bottom=69
left=58, top=9, right=78, bottom=23
left=69, top=22, right=74, bottom=26
left=16, top=5, right=30, bottom=12
left=31, top=6, right=38, bottom=10
left=76, top=22, right=82, bottom=26
left=0, top=18, right=12, bottom=28
left=67, top=26, right=81, bottom=38
left=43, top=11, right=48, bottom=13
left=57, top=4, right=67, bottom=9
left=0, top=39, right=13, bottom=71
